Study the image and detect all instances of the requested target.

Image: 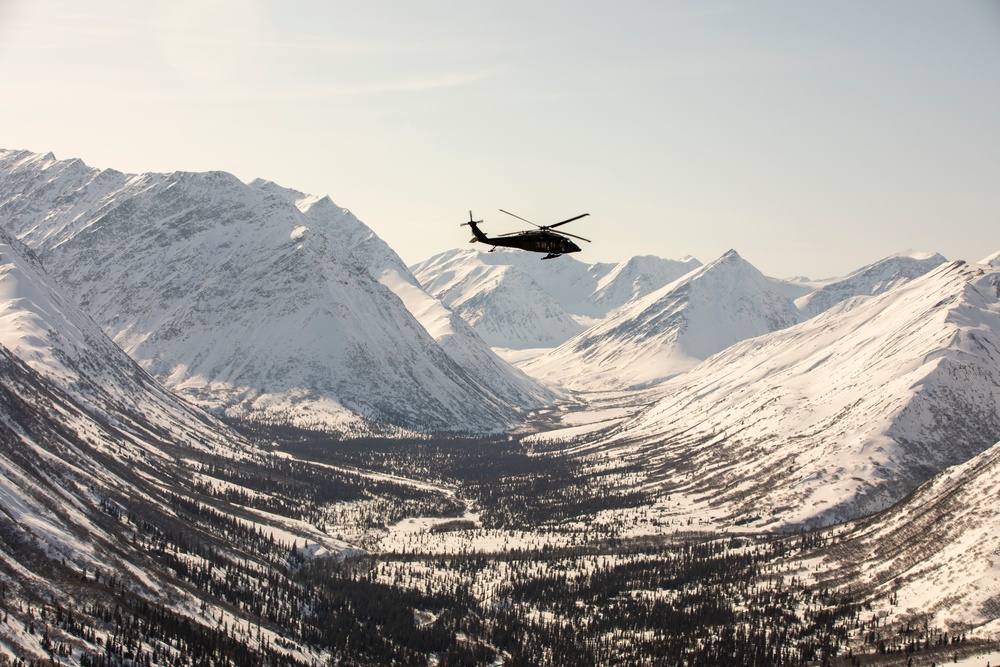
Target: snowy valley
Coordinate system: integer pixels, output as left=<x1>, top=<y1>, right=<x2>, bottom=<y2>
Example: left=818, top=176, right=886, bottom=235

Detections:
left=0, top=149, right=999, bottom=665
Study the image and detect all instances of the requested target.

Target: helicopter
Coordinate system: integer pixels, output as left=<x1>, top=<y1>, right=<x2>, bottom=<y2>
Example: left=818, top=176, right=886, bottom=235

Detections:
left=461, top=209, right=591, bottom=260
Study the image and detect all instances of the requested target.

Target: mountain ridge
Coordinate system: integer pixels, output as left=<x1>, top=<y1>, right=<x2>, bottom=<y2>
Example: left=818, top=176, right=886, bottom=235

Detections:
left=523, top=248, right=806, bottom=389
left=0, top=148, right=547, bottom=434
left=589, top=258, right=1000, bottom=529
left=796, top=250, right=948, bottom=316
left=410, top=247, right=701, bottom=350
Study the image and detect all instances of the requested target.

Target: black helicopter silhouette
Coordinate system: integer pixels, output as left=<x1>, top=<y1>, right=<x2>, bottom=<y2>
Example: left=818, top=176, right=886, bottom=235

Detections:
left=461, top=209, right=591, bottom=260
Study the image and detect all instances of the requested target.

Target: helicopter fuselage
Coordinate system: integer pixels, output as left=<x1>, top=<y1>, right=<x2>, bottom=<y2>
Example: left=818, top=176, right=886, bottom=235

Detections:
left=462, top=210, right=589, bottom=259
left=466, top=222, right=581, bottom=258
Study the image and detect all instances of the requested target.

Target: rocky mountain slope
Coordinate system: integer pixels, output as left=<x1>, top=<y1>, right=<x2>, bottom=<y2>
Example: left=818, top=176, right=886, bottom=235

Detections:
left=588, top=258, right=1000, bottom=529
left=0, top=149, right=547, bottom=433
left=0, top=226, right=359, bottom=661
left=816, top=437, right=1000, bottom=632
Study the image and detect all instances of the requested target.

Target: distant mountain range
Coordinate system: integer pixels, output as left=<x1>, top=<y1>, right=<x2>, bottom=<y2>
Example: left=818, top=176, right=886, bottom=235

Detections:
left=415, top=245, right=951, bottom=391
left=2, top=150, right=965, bottom=433
left=522, top=249, right=806, bottom=389
left=411, top=248, right=700, bottom=349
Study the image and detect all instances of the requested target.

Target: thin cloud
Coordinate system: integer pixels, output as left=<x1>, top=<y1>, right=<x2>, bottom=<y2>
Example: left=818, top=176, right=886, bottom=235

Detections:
left=243, top=69, right=507, bottom=101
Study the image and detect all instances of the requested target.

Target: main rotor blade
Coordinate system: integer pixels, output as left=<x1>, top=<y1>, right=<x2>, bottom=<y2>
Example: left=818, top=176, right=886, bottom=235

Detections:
left=499, top=209, right=542, bottom=228
left=555, top=230, right=591, bottom=243
left=546, top=213, right=590, bottom=230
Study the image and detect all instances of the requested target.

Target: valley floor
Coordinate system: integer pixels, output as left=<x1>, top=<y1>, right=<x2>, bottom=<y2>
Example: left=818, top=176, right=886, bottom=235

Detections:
left=1, top=402, right=991, bottom=666
left=223, top=415, right=988, bottom=667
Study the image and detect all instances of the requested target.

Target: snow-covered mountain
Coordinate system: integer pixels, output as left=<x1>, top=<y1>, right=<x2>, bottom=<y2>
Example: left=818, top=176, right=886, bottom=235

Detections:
left=249, top=180, right=555, bottom=416
left=592, top=258, right=1000, bottom=529
left=410, top=247, right=700, bottom=349
left=0, top=222, right=346, bottom=640
left=0, top=222, right=491, bottom=664
left=523, top=249, right=805, bottom=389
left=795, top=250, right=947, bottom=316
left=590, top=253, right=703, bottom=315
left=411, top=249, right=587, bottom=348
left=0, top=149, right=548, bottom=433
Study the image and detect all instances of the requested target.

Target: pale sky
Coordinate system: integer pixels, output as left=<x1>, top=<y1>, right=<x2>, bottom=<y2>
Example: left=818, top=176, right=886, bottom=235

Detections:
left=1, top=0, right=998, bottom=278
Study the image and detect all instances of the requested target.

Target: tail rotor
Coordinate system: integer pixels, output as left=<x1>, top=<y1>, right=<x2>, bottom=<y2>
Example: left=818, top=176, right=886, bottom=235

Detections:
left=461, top=211, right=486, bottom=243
left=461, top=210, right=482, bottom=226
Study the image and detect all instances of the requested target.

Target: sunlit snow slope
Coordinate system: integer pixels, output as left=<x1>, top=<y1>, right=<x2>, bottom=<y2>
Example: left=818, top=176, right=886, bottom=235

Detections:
left=598, top=259, right=1000, bottom=529
left=0, top=149, right=543, bottom=433
left=411, top=247, right=700, bottom=349
left=251, top=180, right=555, bottom=414
left=524, top=249, right=804, bottom=389
left=796, top=250, right=947, bottom=316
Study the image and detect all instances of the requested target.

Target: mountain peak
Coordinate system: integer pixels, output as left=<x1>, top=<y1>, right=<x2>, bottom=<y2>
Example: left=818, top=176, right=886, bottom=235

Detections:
left=0, top=150, right=547, bottom=434
left=894, top=249, right=946, bottom=261
left=523, top=249, right=803, bottom=389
